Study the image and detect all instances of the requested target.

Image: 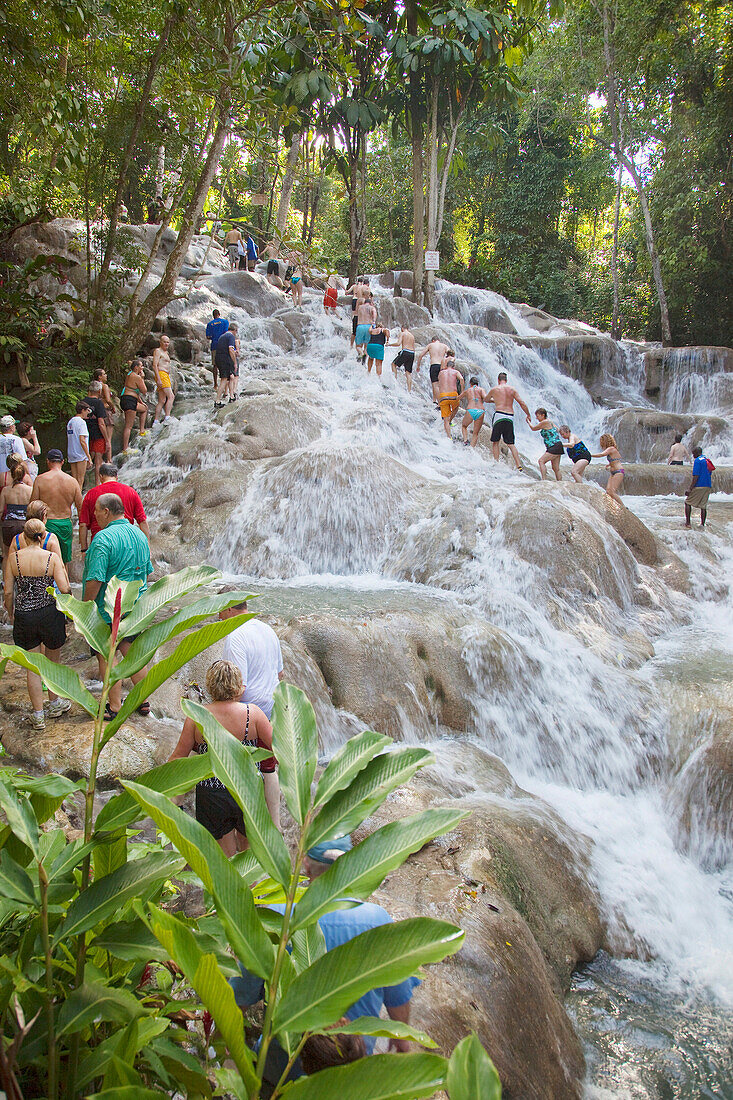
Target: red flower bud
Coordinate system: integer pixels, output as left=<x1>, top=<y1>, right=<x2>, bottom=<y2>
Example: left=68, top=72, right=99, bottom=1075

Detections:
left=203, top=1010, right=213, bottom=1040
left=111, top=587, right=122, bottom=642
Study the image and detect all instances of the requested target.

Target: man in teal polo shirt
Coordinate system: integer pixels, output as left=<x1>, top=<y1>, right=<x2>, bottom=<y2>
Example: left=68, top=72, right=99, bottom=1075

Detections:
left=82, top=492, right=153, bottom=718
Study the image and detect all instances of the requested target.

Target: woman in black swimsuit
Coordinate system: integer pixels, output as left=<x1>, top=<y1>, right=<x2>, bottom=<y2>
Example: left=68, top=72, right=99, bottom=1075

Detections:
left=168, top=660, right=277, bottom=857
left=4, top=518, right=70, bottom=729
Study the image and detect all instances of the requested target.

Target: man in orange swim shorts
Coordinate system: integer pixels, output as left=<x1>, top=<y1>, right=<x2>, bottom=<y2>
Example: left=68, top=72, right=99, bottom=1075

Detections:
left=437, top=352, right=464, bottom=439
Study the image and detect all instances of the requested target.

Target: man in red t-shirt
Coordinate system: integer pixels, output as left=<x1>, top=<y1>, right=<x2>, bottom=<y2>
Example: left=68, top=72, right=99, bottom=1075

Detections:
left=79, top=463, right=149, bottom=553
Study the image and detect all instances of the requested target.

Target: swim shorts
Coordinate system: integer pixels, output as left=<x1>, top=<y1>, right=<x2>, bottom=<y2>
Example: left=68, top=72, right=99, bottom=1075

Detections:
left=687, top=486, right=710, bottom=509
left=490, top=415, right=515, bottom=445
left=355, top=324, right=371, bottom=346
left=121, top=394, right=140, bottom=412
left=366, top=343, right=385, bottom=361
left=545, top=442, right=564, bottom=456
left=439, top=392, right=460, bottom=419
left=91, top=438, right=106, bottom=454
left=157, top=371, right=171, bottom=390
left=352, top=315, right=358, bottom=336
left=13, top=604, right=67, bottom=652
left=394, top=350, right=415, bottom=373
left=196, top=782, right=247, bottom=841
left=267, top=259, right=279, bottom=275
left=227, top=244, right=238, bottom=264
left=429, top=363, right=441, bottom=384
left=45, top=518, right=73, bottom=563
left=324, top=287, right=338, bottom=307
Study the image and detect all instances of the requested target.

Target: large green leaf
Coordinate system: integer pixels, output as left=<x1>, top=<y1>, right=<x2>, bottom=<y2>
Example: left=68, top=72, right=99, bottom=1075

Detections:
left=54, top=590, right=111, bottom=654
left=57, top=850, right=185, bottom=941
left=0, top=849, right=36, bottom=906
left=0, top=778, right=39, bottom=857
left=102, top=615, right=251, bottom=742
left=271, top=683, right=318, bottom=825
left=49, top=837, right=97, bottom=882
left=314, top=729, right=391, bottom=808
left=112, top=592, right=255, bottom=680
left=0, top=644, right=97, bottom=715
left=90, top=919, right=171, bottom=963
left=86, top=1088, right=164, bottom=1100
left=76, top=1017, right=170, bottom=1091
left=291, top=920, right=326, bottom=973
left=146, top=905, right=258, bottom=1094
left=181, top=699, right=291, bottom=887
left=280, top=1052, right=448, bottom=1100
left=103, top=577, right=145, bottom=627
left=272, top=917, right=464, bottom=1034
left=292, top=808, right=467, bottom=932
left=93, top=829, right=127, bottom=880
left=446, top=1033, right=502, bottom=1099
left=94, top=754, right=214, bottom=835
left=16, top=773, right=80, bottom=828
left=305, top=748, right=434, bottom=851
left=117, top=565, right=224, bottom=636
left=56, top=980, right=146, bottom=1037
left=309, top=1016, right=437, bottom=1047
left=122, top=781, right=274, bottom=980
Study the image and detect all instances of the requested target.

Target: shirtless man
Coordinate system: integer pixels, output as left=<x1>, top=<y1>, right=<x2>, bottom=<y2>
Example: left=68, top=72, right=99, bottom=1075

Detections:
left=30, top=449, right=82, bottom=569
left=354, top=292, right=377, bottom=363
left=388, top=324, right=418, bottom=392
left=417, top=336, right=450, bottom=403
left=486, top=371, right=531, bottom=470
left=461, top=376, right=489, bottom=447
left=345, top=278, right=366, bottom=348
left=436, top=355, right=464, bottom=439
left=667, top=434, right=691, bottom=466
left=224, top=226, right=242, bottom=270
left=152, top=335, right=174, bottom=426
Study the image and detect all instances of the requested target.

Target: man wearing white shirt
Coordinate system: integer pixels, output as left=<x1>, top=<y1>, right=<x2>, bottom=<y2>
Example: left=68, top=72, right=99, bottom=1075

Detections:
left=219, top=593, right=283, bottom=826
left=0, top=416, right=28, bottom=476
left=67, top=401, right=92, bottom=490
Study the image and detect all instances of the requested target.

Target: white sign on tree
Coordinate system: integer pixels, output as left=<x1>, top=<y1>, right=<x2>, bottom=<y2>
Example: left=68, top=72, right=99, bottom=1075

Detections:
left=424, top=251, right=440, bottom=270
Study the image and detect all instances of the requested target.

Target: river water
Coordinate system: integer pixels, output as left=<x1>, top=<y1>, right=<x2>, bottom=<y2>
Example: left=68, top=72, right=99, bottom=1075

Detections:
left=122, top=272, right=733, bottom=1097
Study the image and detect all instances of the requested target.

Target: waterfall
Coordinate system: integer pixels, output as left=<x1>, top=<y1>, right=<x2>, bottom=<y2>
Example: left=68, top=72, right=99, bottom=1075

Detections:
left=121, top=263, right=732, bottom=1092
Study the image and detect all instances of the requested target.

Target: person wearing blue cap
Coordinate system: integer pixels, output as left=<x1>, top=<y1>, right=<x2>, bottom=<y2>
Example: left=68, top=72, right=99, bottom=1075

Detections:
left=229, top=833, right=420, bottom=1094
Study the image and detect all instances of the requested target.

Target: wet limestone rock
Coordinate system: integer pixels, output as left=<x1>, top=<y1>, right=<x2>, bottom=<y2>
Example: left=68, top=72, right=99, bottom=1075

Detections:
left=602, top=407, right=732, bottom=462
left=222, top=394, right=325, bottom=460
left=667, top=707, right=733, bottom=873
left=365, top=758, right=603, bottom=1099
left=0, top=662, right=173, bottom=779
left=375, top=297, right=432, bottom=330
left=502, top=489, right=641, bottom=608
left=583, top=461, right=733, bottom=497
left=201, top=271, right=285, bottom=316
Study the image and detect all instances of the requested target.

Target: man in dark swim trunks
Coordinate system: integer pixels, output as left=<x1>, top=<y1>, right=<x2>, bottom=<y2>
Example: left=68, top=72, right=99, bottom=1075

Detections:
left=485, top=372, right=531, bottom=470
left=417, top=336, right=450, bottom=404
left=388, top=325, right=418, bottom=392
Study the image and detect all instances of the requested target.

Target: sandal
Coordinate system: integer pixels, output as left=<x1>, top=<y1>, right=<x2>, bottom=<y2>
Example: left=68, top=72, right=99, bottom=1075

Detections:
left=103, top=703, right=118, bottom=722
left=137, top=701, right=151, bottom=716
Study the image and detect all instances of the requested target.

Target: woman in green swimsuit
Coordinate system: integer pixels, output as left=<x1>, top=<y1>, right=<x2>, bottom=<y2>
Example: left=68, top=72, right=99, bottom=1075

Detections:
left=530, top=407, right=564, bottom=481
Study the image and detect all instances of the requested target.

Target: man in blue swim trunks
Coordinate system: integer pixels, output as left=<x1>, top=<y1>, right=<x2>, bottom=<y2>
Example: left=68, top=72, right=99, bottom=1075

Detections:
left=461, top=376, right=489, bottom=447
left=205, top=309, right=228, bottom=389
left=355, top=293, right=377, bottom=362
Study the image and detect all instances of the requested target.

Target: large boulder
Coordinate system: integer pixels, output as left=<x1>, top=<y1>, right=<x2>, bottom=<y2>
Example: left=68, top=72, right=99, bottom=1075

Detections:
left=374, top=297, right=431, bottom=330
left=643, top=345, right=733, bottom=400
left=601, top=407, right=733, bottom=463
left=201, top=272, right=284, bottom=316
left=366, top=759, right=603, bottom=1099
left=667, top=705, right=733, bottom=872
left=221, top=394, right=326, bottom=460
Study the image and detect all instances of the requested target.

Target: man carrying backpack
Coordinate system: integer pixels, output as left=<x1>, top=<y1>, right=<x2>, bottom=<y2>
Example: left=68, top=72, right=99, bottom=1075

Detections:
left=685, top=446, right=714, bottom=528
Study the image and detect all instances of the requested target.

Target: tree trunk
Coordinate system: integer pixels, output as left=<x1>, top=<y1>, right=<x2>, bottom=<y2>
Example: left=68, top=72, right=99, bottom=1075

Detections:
left=93, top=15, right=175, bottom=327
left=108, top=111, right=230, bottom=371
left=407, top=0, right=424, bottom=306
left=601, top=0, right=671, bottom=344
left=611, top=162, right=622, bottom=339
left=275, top=132, right=301, bottom=240
left=424, top=78, right=439, bottom=313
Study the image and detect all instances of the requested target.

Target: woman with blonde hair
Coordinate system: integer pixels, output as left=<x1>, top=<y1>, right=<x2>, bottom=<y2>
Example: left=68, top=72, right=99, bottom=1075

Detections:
left=5, top=518, right=71, bottom=729
left=168, top=659, right=278, bottom=856
left=593, top=433, right=625, bottom=503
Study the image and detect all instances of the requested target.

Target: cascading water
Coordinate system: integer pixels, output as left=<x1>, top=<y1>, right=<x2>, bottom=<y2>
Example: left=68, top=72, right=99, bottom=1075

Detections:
left=122, top=264, right=732, bottom=1097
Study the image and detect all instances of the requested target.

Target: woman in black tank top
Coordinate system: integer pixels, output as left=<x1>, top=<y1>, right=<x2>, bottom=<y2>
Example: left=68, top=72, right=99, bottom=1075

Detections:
left=167, top=660, right=277, bottom=857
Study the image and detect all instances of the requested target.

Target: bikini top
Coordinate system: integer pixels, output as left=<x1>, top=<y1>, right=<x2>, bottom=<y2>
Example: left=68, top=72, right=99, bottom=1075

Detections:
left=194, top=705, right=260, bottom=789
left=14, top=550, right=54, bottom=613
left=121, top=374, right=144, bottom=397
left=14, top=532, right=52, bottom=551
